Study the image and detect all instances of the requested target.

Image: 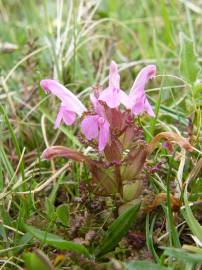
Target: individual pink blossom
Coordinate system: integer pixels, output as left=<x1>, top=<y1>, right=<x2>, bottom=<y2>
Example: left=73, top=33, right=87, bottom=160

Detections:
left=40, top=79, right=86, bottom=128
left=81, top=92, right=110, bottom=152
left=98, top=61, right=132, bottom=109
left=81, top=114, right=110, bottom=152
left=129, top=65, right=156, bottom=116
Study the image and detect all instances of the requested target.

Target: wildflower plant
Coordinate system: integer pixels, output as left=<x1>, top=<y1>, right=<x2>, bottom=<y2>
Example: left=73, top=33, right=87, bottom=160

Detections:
left=41, top=61, right=192, bottom=212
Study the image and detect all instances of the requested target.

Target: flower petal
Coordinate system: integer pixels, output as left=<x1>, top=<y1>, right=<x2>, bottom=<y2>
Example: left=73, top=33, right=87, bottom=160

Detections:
left=131, top=99, right=145, bottom=115
left=90, top=93, right=105, bottom=116
left=81, top=115, right=99, bottom=140
left=119, top=90, right=133, bottom=109
left=98, top=61, right=121, bottom=108
left=130, top=65, right=156, bottom=96
left=108, top=61, right=120, bottom=89
left=61, top=107, right=77, bottom=125
left=98, top=118, right=110, bottom=151
left=54, top=106, right=77, bottom=128
left=99, top=87, right=120, bottom=108
left=54, top=107, right=63, bottom=129
left=40, top=79, right=86, bottom=115
left=131, top=94, right=155, bottom=116
left=129, top=65, right=156, bottom=116
left=144, top=99, right=155, bottom=116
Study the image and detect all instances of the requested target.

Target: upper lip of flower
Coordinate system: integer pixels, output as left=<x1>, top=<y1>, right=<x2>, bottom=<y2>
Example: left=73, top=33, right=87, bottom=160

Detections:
left=129, top=64, right=156, bottom=116
left=40, top=79, right=87, bottom=116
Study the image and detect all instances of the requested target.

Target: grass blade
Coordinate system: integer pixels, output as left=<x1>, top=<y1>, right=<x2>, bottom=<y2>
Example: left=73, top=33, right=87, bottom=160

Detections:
left=24, top=224, right=90, bottom=257
left=163, top=247, right=202, bottom=264
left=126, top=260, right=173, bottom=270
left=95, top=203, right=140, bottom=258
left=0, top=104, right=25, bottom=183
left=146, top=214, right=159, bottom=262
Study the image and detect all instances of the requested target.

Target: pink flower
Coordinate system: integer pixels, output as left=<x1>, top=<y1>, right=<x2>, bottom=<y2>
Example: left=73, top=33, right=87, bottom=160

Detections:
left=40, top=79, right=86, bottom=128
left=98, top=61, right=132, bottom=109
left=81, top=115, right=110, bottom=152
left=129, top=65, right=156, bottom=116
left=81, top=92, right=110, bottom=151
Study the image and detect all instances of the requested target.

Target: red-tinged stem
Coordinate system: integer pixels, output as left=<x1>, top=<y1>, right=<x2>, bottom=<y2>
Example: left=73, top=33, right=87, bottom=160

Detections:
left=115, top=165, right=123, bottom=198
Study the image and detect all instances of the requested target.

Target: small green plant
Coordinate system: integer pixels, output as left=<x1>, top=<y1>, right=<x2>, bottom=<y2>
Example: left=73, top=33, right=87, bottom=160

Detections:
left=41, top=61, right=192, bottom=213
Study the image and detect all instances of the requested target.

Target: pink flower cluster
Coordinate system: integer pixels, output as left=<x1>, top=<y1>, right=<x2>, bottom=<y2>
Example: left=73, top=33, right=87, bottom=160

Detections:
left=40, top=61, right=156, bottom=151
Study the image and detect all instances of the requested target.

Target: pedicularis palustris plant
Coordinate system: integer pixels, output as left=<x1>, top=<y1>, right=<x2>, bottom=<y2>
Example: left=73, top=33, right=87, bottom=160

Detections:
left=41, top=61, right=193, bottom=212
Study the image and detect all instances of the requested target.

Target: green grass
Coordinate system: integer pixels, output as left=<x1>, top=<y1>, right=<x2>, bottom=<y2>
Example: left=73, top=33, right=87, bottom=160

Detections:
left=0, top=0, right=202, bottom=269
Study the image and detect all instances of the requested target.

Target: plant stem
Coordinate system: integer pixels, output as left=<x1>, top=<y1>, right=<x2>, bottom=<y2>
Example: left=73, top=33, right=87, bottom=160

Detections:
left=115, top=165, right=123, bottom=198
